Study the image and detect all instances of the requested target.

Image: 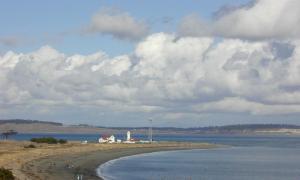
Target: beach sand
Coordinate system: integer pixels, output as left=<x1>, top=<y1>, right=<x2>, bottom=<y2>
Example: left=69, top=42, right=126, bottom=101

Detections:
left=0, top=141, right=217, bottom=180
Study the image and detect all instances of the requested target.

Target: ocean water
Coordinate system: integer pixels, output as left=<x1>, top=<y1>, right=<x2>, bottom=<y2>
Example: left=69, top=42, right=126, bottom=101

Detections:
left=96, top=135, right=300, bottom=180
left=11, top=133, right=300, bottom=148
left=97, top=147, right=300, bottom=180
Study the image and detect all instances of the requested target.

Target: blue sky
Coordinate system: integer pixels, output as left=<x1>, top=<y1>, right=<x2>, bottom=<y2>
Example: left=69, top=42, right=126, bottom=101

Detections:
left=1, top=0, right=300, bottom=127
left=0, top=0, right=249, bottom=55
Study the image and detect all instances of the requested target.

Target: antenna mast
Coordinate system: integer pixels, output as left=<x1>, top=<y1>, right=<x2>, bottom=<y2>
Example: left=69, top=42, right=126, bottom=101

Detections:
left=148, top=118, right=153, bottom=143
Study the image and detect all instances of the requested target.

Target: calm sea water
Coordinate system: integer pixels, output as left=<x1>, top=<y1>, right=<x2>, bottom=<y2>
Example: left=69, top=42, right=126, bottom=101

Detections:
left=95, top=135, right=300, bottom=180
left=97, top=147, right=300, bottom=180
left=11, top=133, right=300, bottom=148
left=9, top=133, right=300, bottom=179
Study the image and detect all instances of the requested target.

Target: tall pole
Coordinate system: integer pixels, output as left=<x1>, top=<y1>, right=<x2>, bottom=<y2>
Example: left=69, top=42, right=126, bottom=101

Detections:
left=149, top=118, right=153, bottom=143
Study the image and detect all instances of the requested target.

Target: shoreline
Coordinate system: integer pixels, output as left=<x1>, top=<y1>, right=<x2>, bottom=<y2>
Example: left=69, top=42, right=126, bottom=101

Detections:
left=19, top=142, right=218, bottom=180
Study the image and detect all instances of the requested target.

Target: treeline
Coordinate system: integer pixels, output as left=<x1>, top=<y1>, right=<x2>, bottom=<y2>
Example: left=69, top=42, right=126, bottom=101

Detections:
left=0, top=119, right=63, bottom=126
left=98, top=124, right=300, bottom=132
left=199, top=124, right=300, bottom=131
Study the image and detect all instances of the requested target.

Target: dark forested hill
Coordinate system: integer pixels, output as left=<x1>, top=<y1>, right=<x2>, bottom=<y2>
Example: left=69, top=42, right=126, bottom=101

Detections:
left=0, top=119, right=62, bottom=126
left=1, top=119, right=300, bottom=134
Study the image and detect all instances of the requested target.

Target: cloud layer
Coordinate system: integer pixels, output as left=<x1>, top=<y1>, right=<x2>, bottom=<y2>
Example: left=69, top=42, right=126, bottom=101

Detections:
left=179, top=0, right=300, bottom=40
left=1, top=33, right=300, bottom=119
left=2, top=1, right=300, bottom=124
left=84, top=8, right=149, bottom=41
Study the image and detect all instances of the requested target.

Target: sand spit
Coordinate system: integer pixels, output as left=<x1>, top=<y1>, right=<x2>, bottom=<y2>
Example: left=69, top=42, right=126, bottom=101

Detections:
left=0, top=140, right=217, bottom=180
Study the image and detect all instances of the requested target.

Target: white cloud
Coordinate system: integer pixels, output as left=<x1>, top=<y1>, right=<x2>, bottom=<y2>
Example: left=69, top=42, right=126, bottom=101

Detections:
left=1, top=33, right=300, bottom=120
left=91, top=55, right=132, bottom=76
left=179, top=0, right=300, bottom=40
left=85, top=8, right=149, bottom=40
left=193, top=97, right=300, bottom=115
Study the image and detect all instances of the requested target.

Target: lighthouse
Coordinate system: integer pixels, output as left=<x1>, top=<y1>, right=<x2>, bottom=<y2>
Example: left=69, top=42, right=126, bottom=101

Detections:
left=127, top=131, right=131, bottom=141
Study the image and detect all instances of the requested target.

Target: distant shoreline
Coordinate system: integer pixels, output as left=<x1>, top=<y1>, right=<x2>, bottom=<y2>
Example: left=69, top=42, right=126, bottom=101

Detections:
left=2, top=120, right=300, bottom=136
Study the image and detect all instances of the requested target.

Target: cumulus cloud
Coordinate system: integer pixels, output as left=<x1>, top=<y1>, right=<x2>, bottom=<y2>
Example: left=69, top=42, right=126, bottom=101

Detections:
left=84, top=8, right=149, bottom=41
left=193, top=97, right=300, bottom=115
left=179, top=0, right=300, bottom=40
left=1, top=33, right=300, bottom=120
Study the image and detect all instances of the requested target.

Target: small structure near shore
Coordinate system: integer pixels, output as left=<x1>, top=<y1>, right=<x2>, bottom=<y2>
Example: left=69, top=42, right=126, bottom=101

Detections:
left=98, top=135, right=116, bottom=143
left=127, top=131, right=131, bottom=141
left=98, top=130, right=153, bottom=144
left=1, top=130, right=17, bottom=139
left=124, top=131, right=137, bottom=144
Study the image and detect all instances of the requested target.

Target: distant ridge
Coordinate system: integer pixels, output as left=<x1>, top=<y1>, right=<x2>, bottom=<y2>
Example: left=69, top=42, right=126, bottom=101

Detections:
left=1, top=120, right=300, bottom=134
left=0, top=119, right=63, bottom=126
left=95, top=124, right=300, bottom=135
left=96, top=124, right=300, bottom=130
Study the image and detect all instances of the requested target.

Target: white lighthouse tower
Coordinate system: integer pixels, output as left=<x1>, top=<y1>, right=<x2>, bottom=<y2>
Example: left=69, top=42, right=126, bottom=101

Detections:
left=127, top=131, right=131, bottom=141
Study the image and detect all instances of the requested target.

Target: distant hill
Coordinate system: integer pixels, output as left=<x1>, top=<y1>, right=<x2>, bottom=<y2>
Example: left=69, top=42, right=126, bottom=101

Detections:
left=182, top=124, right=300, bottom=134
left=173, top=124, right=300, bottom=131
left=1, top=119, right=300, bottom=135
left=0, top=119, right=63, bottom=126
left=0, top=119, right=121, bottom=134
left=99, top=124, right=300, bottom=131
left=98, top=124, right=300, bottom=135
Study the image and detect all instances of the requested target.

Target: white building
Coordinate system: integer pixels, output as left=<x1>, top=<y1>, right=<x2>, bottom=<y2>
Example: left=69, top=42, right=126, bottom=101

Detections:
left=99, top=135, right=116, bottom=143
left=81, top=140, right=88, bottom=144
left=124, top=131, right=136, bottom=143
left=127, top=131, right=131, bottom=141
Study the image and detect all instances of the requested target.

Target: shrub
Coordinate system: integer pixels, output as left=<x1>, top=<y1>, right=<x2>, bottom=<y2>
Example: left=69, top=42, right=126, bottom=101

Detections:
left=24, top=144, right=36, bottom=148
left=30, top=137, right=58, bottom=144
left=30, top=137, right=68, bottom=144
left=0, top=167, right=15, bottom=180
left=58, top=139, right=67, bottom=144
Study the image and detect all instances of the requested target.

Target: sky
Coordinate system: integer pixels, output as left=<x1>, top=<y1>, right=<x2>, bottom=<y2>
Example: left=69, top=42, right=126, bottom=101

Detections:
left=1, top=0, right=300, bottom=127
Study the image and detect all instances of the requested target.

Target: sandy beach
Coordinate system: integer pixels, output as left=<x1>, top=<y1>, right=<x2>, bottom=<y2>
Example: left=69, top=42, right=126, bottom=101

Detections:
left=0, top=141, right=217, bottom=180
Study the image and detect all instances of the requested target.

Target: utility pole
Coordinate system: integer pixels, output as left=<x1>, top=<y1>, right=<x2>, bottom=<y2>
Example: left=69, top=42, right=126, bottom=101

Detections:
left=148, top=118, right=153, bottom=143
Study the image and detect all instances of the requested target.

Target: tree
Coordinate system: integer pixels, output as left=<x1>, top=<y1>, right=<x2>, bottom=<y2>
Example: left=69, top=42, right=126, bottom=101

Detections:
left=1, top=130, right=18, bottom=140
